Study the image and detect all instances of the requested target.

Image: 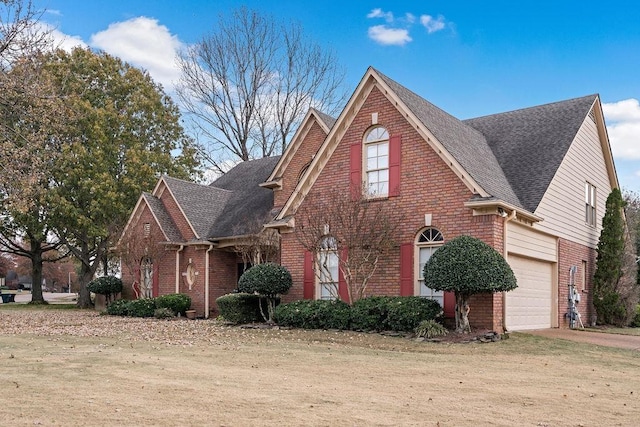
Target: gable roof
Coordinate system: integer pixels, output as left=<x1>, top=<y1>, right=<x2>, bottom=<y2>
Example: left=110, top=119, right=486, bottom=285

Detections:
left=463, top=95, right=598, bottom=212
left=208, top=156, right=281, bottom=238
left=274, top=67, right=608, bottom=222
left=141, top=192, right=182, bottom=242
left=374, top=68, right=522, bottom=209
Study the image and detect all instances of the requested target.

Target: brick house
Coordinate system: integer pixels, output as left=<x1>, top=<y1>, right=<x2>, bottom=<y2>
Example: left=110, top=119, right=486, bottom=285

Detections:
left=121, top=67, right=618, bottom=330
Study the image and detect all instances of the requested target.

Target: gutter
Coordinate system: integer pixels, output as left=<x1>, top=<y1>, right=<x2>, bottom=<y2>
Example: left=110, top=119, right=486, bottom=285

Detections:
left=204, top=244, right=214, bottom=319
left=502, top=209, right=517, bottom=332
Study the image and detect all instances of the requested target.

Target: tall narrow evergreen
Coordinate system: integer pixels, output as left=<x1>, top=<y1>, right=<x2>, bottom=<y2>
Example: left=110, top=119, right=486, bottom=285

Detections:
left=593, top=188, right=627, bottom=324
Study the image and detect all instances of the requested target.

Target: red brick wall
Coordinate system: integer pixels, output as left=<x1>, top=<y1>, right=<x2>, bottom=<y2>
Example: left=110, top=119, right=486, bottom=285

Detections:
left=557, top=238, right=596, bottom=328
left=274, top=120, right=328, bottom=209
left=281, top=86, right=506, bottom=330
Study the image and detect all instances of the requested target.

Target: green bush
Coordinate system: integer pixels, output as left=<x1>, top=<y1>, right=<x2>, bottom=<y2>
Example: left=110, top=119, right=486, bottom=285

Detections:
left=385, top=297, right=443, bottom=332
left=631, top=305, right=640, bottom=327
left=127, top=298, right=156, bottom=318
left=238, top=263, right=292, bottom=296
left=106, top=299, right=131, bottom=316
left=274, top=300, right=351, bottom=330
left=155, top=293, right=192, bottom=316
left=87, top=276, right=123, bottom=296
left=216, top=293, right=270, bottom=324
left=154, top=307, right=175, bottom=319
left=350, top=296, right=394, bottom=331
left=415, top=319, right=448, bottom=339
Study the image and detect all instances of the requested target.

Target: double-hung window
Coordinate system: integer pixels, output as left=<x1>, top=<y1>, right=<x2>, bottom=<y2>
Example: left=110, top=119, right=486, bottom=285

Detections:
left=585, top=182, right=596, bottom=226
left=416, top=228, right=444, bottom=306
left=364, top=127, right=389, bottom=197
left=317, top=236, right=339, bottom=300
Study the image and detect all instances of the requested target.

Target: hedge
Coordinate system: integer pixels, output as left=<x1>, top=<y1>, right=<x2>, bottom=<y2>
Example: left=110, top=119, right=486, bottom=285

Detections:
left=216, top=293, right=273, bottom=324
left=274, top=299, right=351, bottom=330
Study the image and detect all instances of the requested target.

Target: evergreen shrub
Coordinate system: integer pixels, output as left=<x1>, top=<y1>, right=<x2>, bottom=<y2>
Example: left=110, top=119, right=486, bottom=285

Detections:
left=155, top=293, right=191, bottom=316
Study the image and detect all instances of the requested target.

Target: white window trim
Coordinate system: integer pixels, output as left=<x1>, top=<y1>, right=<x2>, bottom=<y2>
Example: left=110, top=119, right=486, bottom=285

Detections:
left=363, top=126, right=389, bottom=198
left=585, top=182, right=597, bottom=227
left=316, top=237, right=339, bottom=300
left=414, top=228, right=445, bottom=305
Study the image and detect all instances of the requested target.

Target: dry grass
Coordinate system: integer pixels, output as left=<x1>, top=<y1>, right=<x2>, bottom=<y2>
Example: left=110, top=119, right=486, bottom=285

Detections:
left=1, top=308, right=639, bottom=426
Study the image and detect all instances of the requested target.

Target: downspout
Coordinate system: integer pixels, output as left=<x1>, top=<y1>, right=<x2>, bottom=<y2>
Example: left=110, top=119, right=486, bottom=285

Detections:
left=175, top=245, right=184, bottom=294
left=502, top=209, right=517, bottom=332
left=205, top=244, right=214, bottom=319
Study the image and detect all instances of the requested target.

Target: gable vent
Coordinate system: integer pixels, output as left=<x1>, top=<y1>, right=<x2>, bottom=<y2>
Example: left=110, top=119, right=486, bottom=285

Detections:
left=588, top=109, right=596, bottom=124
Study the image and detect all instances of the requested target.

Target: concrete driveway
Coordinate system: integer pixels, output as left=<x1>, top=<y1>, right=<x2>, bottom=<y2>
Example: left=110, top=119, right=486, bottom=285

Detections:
left=525, top=328, right=640, bottom=351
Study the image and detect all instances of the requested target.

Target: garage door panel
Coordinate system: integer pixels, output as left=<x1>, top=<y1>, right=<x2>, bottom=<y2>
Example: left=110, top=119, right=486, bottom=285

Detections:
left=506, top=256, right=553, bottom=330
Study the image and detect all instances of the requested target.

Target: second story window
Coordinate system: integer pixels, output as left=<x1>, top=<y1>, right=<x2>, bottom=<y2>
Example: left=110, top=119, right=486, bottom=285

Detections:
left=364, top=126, right=389, bottom=197
left=585, top=182, right=596, bottom=226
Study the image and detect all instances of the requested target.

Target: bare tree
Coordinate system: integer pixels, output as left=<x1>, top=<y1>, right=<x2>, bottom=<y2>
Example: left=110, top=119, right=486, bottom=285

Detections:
left=115, top=223, right=168, bottom=299
left=176, top=7, right=346, bottom=174
left=0, top=0, right=52, bottom=70
left=233, top=216, right=280, bottom=273
left=294, top=186, right=400, bottom=304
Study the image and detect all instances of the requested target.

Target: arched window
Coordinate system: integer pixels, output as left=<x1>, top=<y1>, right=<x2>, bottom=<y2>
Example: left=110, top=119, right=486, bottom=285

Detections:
left=415, top=228, right=444, bottom=305
left=140, top=256, right=154, bottom=298
left=317, top=236, right=338, bottom=300
left=364, top=126, right=389, bottom=197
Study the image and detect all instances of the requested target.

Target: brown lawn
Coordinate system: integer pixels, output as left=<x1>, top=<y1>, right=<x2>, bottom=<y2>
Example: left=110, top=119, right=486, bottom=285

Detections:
left=0, top=308, right=639, bottom=426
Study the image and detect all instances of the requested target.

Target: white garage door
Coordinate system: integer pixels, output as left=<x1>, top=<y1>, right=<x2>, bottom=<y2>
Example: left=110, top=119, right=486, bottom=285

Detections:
left=506, top=255, right=553, bottom=330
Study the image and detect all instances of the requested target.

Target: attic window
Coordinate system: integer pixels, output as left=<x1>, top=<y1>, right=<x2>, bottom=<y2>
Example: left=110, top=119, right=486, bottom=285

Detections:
left=143, top=222, right=151, bottom=238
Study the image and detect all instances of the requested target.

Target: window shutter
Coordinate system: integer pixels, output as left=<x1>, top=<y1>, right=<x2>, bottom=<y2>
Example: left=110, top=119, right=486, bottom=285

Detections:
left=338, top=248, right=349, bottom=303
left=350, top=143, right=363, bottom=192
left=389, top=135, right=401, bottom=197
left=443, top=292, right=455, bottom=318
left=152, top=264, right=159, bottom=298
left=303, top=251, right=314, bottom=299
left=399, top=243, right=413, bottom=296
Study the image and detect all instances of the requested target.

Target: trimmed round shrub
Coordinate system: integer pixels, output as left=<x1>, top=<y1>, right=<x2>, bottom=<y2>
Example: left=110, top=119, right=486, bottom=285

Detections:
left=238, top=263, right=292, bottom=297
left=127, top=298, right=157, bottom=318
left=350, top=296, right=394, bottom=331
left=385, top=297, right=443, bottom=332
left=106, top=299, right=131, bottom=316
left=87, top=276, right=123, bottom=296
left=216, top=293, right=271, bottom=324
left=274, top=300, right=351, bottom=330
left=155, top=293, right=192, bottom=316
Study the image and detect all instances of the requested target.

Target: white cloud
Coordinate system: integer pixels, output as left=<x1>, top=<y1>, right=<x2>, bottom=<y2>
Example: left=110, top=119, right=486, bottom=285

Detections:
left=367, top=9, right=448, bottom=46
left=368, top=25, right=412, bottom=46
left=420, top=14, right=446, bottom=33
left=89, top=17, right=183, bottom=92
left=603, top=99, right=640, bottom=160
left=367, top=8, right=394, bottom=22
left=49, top=27, right=87, bottom=51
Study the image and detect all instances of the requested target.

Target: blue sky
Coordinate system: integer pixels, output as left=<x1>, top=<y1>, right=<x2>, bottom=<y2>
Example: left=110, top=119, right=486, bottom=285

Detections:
left=40, top=0, right=640, bottom=193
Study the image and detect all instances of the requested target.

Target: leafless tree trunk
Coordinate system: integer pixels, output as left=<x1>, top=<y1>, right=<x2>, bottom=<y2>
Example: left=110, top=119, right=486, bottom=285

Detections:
left=176, top=7, right=346, bottom=174
left=294, top=186, right=400, bottom=304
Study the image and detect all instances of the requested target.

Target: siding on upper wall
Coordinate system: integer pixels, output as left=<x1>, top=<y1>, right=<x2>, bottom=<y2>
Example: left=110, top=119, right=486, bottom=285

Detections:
left=534, top=111, right=612, bottom=249
left=507, top=221, right=557, bottom=262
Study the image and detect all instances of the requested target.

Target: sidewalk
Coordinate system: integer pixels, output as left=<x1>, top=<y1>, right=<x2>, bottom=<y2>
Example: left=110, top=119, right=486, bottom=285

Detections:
left=525, top=328, right=640, bottom=351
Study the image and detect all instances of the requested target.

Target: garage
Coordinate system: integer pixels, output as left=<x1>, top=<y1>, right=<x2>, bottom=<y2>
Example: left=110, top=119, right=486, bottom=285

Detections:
left=505, top=255, right=554, bottom=330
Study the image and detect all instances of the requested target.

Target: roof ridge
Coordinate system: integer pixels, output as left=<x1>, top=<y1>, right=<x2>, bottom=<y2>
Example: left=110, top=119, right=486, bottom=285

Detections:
left=467, top=94, right=598, bottom=121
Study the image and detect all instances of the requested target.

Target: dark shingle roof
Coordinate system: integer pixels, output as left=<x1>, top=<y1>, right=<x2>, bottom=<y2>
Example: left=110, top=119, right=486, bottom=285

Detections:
left=464, top=95, right=596, bottom=212
left=312, top=108, right=337, bottom=130
left=162, top=176, right=232, bottom=239
left=142, top=192, right=182, bottom=242
left=374, top=68, right=523, bottom=208
left=208, top=156, right=281, bottom=238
